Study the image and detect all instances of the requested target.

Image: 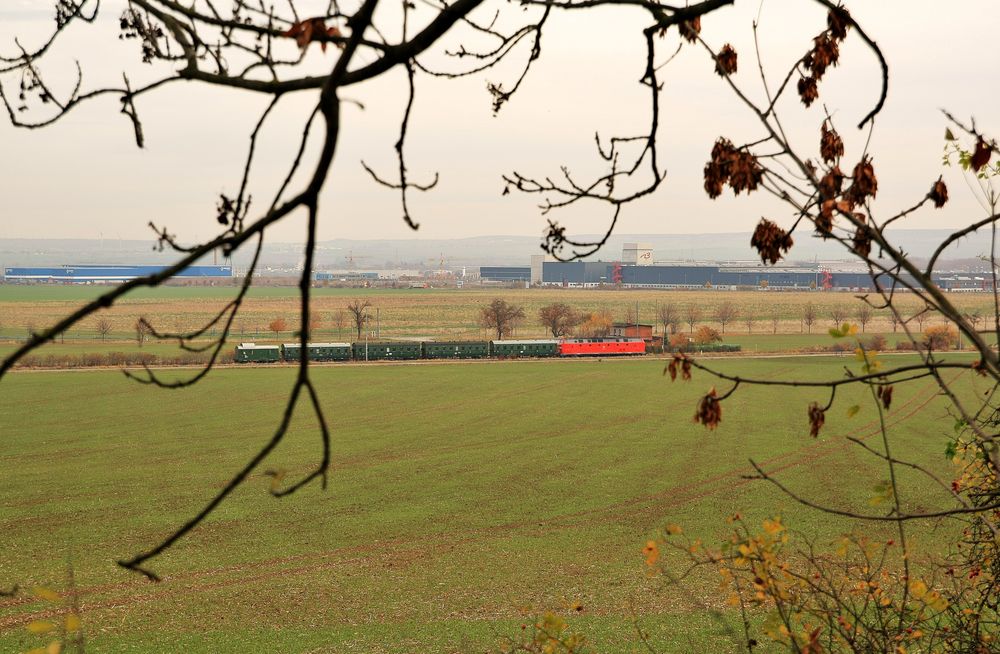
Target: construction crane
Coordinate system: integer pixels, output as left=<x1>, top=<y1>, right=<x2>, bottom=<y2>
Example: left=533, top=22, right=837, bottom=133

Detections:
left=345, top=250, right=372, bottom=269
left=427, top=253, right=452, bottom=277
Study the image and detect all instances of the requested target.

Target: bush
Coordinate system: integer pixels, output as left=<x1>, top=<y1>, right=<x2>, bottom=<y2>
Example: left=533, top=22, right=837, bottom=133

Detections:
left=689, top=343, right=741, bottom=353
left=831, top=340, right=854, bottom=353
left=668, top=333, right=691, bottom=352
left=13, top=350, right=224, bottom=369
left=692, top=325, right=722, bottom=345
left=923, top=325, right=957, bottom=351
left=863, top=334, right=888, bottom=351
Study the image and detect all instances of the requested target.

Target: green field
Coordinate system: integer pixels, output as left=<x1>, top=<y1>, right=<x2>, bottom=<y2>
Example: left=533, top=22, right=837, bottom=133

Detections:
left=0, top=355, right=979, bottom=652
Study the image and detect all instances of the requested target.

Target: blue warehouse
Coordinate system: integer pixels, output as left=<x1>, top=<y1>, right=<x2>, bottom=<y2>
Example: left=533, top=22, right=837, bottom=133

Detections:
left=3, top=264, right=233, bottom=283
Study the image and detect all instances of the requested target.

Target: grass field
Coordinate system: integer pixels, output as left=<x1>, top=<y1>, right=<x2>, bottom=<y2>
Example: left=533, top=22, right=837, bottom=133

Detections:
left=0, top=355, right=983, bottom=653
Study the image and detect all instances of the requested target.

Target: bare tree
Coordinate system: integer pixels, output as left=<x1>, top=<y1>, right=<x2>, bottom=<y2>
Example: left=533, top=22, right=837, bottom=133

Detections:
left=346, top=299, right=372, bottom=340
left=538, top=303, right=581, bottom=338
left=713, top=301, right=739, bottom=334
left=855, top=303, right=873, bottom=333
left=964, top=308, right=984, bottom=333
left=624, top=305, right=638, bottom=325
left=134, top=317, right=151, bottom=347
left=912, top=307, right=931, bottom=332
left=332, top=309, right=347, bottom=340
left=96, top=317, right=113, bottom=342
left=829, top=305, right=848, bottom=326
left=684, top=304, right=702, bottom=334
left=887, top=310, right=900, bottom=333
left=769, top=308, right=780, bottom=335
left=742, top=310, right=755, bottom=334
left=308, top=312, right=322, bottom=337
left=480, top=298, right=525, bottom=340
left=801, top=303, right=817, bottom=334
left=657, top=302, right=681, bottom=335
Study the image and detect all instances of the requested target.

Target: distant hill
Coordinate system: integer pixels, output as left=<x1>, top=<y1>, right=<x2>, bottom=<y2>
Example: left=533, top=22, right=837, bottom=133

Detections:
left=0, top=230, right=992, bottom=271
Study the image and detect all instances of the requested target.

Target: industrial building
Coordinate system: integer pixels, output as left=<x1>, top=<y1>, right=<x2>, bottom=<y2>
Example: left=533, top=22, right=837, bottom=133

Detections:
left=478, top=245, right=996, bottom=292
left=540, top=261, right=840, bottom=288
left=314, top=269, right=423, bottom=282
left=2, top=264, right=233, bottom=283
left=478, top=266, right=531, bottom=282
left=315, top=270, right=380, bottom=281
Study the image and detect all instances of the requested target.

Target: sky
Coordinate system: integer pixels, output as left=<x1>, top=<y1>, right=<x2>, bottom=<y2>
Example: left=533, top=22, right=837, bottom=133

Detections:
left=1, top=0, right=998, bottom=246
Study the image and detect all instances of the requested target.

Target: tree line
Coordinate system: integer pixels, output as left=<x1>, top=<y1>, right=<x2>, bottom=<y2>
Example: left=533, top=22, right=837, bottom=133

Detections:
left=81, top=297, right=986, bottom=346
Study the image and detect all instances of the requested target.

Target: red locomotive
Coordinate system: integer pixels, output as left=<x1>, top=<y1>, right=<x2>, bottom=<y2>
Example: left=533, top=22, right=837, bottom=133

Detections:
left=559, top=337, right=646, bottom=356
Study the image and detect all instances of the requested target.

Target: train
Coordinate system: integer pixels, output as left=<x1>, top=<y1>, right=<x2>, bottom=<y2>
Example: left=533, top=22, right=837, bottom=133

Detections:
left=234, top=337, right=647, bottom=363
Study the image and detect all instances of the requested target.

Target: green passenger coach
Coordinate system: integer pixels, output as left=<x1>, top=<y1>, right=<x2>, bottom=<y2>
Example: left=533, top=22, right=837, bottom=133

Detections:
left=234, top=343, right=281, bottom=363
left=282, top=342, right=352, bottom=361
left=423, top=341, right=489, bottom=359
left=351, top=341, right=422, bottom=360
left=489, top=339, right=559, bottom=358
left=309, top=343, right=352, bottom=361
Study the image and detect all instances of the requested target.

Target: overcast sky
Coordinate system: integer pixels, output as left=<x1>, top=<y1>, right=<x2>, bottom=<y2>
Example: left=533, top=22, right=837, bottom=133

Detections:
left=1, top=0, right=998, bottom=246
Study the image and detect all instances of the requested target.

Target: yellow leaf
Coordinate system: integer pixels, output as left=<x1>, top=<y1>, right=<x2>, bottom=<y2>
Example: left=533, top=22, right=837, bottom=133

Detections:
left=910, top=579, right=927, bottom=599
left=762, top=518, right=784, bottom=535
left=847, top=405, right=860, bottom=418
left=665, top=524, right=683, bottom=535
left=31, top=587, right=60, bottom=602
left=267, top=468, right=287, bottom=492
left=64, top=613, right=81, bottom=632
left=47, top=642, right=62, bottom=654
left=642, top=540, right=659, bottom=566
left=26, top=620, right=56, bottom=635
